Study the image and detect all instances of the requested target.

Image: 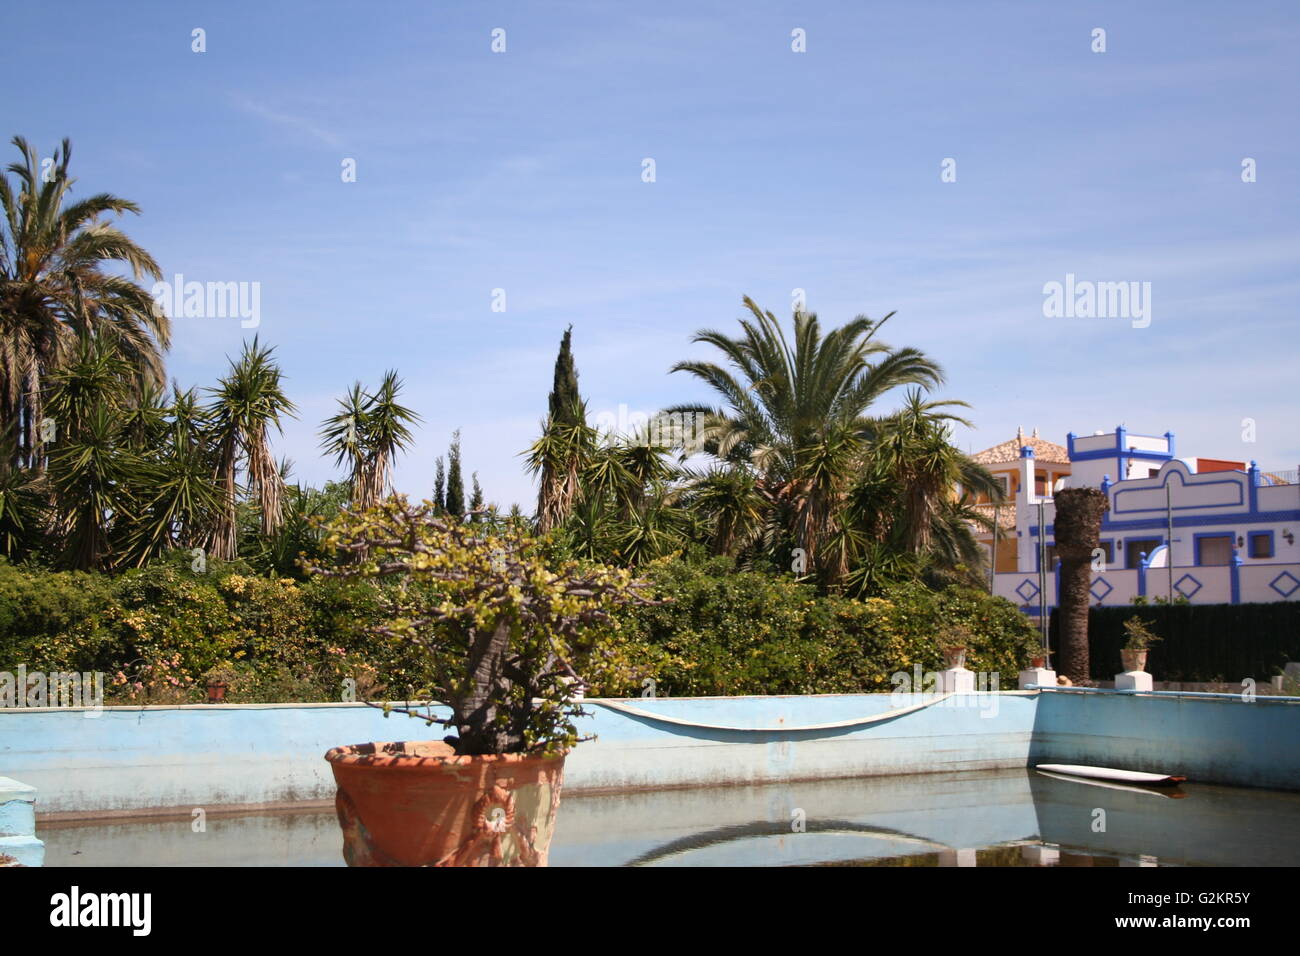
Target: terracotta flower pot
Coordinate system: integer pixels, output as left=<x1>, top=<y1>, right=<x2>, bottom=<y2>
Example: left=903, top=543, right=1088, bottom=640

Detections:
left=941, top=646, right=967, bottom=669
left=1121, top=648, right=1148, bottom=673
left=324, top=740, right=566, bottom=867
left=1030, top=656, right=1046, bottom=669
left=206, top=681, right=228, bottom=703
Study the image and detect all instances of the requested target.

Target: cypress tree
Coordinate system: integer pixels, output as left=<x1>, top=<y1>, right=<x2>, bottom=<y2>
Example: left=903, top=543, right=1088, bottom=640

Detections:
left=470, top=473, right=484, bottom=519
left=445, top=430, right=465, bottom=519
left=548, top=325, right=582, bottom=426
left=531, top=325, right=590, bottom=533
left=433, top=456, right=446, bottom=511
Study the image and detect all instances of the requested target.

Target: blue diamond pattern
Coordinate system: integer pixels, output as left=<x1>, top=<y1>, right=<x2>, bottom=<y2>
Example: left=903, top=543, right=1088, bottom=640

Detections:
left=1090, top=577, right=1114, bottom=602
left=1269, top=571, right=1300, bottom=599
left=1174, top=573, right=1202, bottom=599
left=1015, top=579, right=1040, bottom=602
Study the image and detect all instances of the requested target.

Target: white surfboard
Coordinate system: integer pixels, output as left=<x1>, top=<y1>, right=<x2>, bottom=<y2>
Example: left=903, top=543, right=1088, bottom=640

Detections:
left=1034, top=763, right=1186, bottom=786
left=1034, top=769, right=1186, bottom=797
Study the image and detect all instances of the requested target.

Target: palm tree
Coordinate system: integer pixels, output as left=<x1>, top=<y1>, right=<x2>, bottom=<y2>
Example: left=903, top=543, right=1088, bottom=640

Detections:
left=319, top=373, right=419, bottom=510
left=681, top=465, right=767, bottom=558
left=253, top=479, right=350, bottom=577
left=39, top=333, right=137, bottom=569
left=0, top=461, right=41, bottom=560
left=46, top=403, right=138, bottom=570
left=865, top=390, right=1001, bottom=556
left=524, top=415, right=595, bottom=532
left=118, top=385, right=222, bottom=566
left=362, top=371, right=419, bottom=505
left=206, top=338, right=296, bottom=559
left=668, top=296, right=943, bottom=585
left=615, top=483, right=689, bottom=565
left=320, top=382, right=369, bottom=505
left=0, top=136, right=167, bottom=469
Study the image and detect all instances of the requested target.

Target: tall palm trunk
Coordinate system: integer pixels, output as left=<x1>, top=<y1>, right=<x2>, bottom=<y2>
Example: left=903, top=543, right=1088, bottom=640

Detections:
left=1053, top=487, right=1109, bottom=683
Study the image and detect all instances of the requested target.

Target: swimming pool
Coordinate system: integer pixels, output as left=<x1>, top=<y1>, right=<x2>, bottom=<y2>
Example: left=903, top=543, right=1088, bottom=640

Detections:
left=36, top=767, right=1300, bottom=867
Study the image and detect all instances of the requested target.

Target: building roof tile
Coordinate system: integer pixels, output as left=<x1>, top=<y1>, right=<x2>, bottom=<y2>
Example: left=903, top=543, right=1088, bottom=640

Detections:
left=971, top=428, right=1071, bottom=466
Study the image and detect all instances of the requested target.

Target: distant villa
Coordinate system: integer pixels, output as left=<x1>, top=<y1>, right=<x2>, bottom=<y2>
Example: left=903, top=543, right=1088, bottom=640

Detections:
left=967, top=426, right=1300, bottom=615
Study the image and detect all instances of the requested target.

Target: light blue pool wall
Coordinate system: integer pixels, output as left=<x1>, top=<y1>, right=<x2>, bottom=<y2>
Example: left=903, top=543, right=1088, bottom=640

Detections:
left=3, top=693, right=1035, bottom=816
left=1032, top=690, right=1300, bottom=790
left=2, top=689, right=1298, bottom=819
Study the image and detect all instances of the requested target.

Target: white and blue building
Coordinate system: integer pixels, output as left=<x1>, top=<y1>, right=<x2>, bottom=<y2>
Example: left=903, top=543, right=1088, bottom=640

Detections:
left=992, top=426, right=1300, bottom=616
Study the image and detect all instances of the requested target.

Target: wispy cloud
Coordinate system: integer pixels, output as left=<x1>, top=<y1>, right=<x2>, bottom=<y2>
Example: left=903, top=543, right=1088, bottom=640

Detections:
left=230, top=94, right=342, bottom=148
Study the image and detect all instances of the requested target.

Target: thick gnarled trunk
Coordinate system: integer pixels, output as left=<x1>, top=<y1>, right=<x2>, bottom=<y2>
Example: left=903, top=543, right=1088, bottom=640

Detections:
left=454, top=618, right=528, bottom=755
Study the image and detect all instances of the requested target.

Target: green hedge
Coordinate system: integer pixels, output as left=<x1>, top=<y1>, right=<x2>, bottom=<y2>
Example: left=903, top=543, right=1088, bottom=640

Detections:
left=1049, top=602, right=1300, bottom=682
left=1, top=553, right=1042, bottom=702
left=0, top=555, right=430, bottom=704
left=614, top=558, right=1041, bottom=696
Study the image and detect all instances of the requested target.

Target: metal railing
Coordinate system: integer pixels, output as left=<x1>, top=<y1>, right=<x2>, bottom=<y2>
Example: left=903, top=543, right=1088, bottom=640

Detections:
left=1256, top=468, right=1298, bottom=486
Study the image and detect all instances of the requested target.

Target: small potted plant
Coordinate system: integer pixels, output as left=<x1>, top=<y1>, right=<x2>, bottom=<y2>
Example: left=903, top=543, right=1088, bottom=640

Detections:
left=938, top=625, right=975, bottom=669
left=1029, top=646, right=1051, bottom=670
left=202, top=664, right=241, bottom=703
left=1120, top=616, right=1161, bottom=672
left=310, top=497, right=652, bottom=867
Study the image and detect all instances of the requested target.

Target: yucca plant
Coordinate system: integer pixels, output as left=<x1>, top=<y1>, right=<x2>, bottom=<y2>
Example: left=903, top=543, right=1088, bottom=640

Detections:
left=0, top=459, right=41, bottom=560
left=319, top=372, right=419, bottom=510
left=528, top=327, right=592, bottom=533
left=117, top=389, right=223, bottom=567
left=206, top=338, right=296, bottom=558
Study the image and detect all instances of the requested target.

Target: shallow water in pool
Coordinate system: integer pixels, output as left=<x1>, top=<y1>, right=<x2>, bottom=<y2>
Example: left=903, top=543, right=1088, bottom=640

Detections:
left=38, top=767, right=1300, bottom=866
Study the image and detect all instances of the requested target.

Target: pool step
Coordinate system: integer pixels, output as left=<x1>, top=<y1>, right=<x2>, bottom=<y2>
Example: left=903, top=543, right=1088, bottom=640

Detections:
left=0, top=776, right=44, bottom=867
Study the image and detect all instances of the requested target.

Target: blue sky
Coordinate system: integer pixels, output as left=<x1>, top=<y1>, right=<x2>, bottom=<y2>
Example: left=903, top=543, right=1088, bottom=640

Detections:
left=6, top=1, right=1298, bottom=508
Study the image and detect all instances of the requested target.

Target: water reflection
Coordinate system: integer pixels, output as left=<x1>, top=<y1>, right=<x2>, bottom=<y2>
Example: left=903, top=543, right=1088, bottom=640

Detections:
left=38, top=768, right=1300, bottom=867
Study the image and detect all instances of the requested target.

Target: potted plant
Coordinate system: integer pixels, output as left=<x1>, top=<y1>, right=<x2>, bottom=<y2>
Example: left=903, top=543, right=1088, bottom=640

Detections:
left=202, top=664, right=241, bottom=703
left=1120, top=616, right=1161, bottom=673
left=309, top=498, right=652, bottom=867
left=1029, top=647, right=1051, bottom=670
left=938, top=625, right=975, bottom=669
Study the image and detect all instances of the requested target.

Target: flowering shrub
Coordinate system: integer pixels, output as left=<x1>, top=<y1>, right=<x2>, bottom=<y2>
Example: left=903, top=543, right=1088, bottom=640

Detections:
left=111, top=653, right=196, bottom=704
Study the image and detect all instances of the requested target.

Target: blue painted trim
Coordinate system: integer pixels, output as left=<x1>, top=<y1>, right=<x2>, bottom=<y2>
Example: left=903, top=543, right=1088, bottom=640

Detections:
left=1137, top=555, right=1147, bottom=597
left=1173, top=571, right=1203, bottom=600
left=1269, top=570, right=1300, bottom=599
left=1112, top=475, right=1245, bottom=515
left=1248, top=530, right=1275, bottom=560
left=1193, top=531, right=1235, bottom=566
left=1033, top=508, right=1300, bottom=536
left=1067, top=428, right=1173, bottom=476
left=1070, top=448, right=1174, bottom=463
left=1015, top=578, right=1040, bottom=603
left=1248, top=461, right=1259, bottom=513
